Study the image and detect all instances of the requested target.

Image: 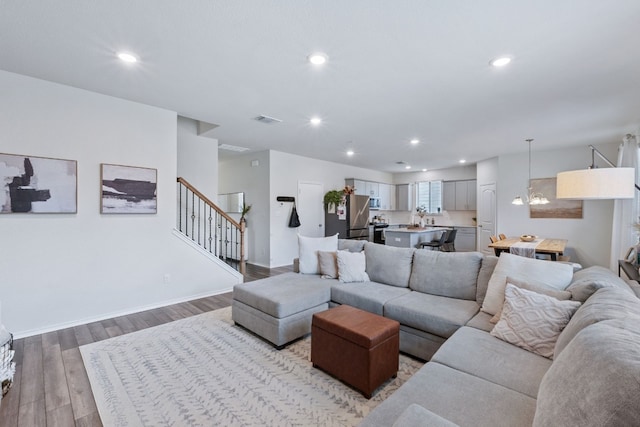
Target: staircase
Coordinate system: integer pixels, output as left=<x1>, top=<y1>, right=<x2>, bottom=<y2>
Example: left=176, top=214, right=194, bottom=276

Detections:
left=176, top=177, right=246, bottom=274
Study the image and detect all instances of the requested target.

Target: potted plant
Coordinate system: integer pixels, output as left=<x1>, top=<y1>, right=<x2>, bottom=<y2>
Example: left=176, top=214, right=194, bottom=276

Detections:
left=240, top=203, right=252, bottom=225
left=324, top=190, right=345, bottom=211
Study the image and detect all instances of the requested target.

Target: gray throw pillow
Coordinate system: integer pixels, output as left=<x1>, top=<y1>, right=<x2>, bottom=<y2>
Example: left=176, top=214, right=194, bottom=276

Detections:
left=567, top=266, right=634, bottom=302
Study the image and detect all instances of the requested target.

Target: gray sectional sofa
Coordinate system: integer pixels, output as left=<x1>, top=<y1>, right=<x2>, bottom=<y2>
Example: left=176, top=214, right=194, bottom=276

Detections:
left=232, top=240, right=640, bottom=426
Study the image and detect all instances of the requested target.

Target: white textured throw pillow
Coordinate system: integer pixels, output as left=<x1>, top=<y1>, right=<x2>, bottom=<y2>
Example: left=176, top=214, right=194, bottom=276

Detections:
left=482, top=253, right=573, bottom=315
left=298, top=234, right=338, bottom=274
left=337, top=250, right=370, bottom=283
left=491, top=284, right=581, bottom=358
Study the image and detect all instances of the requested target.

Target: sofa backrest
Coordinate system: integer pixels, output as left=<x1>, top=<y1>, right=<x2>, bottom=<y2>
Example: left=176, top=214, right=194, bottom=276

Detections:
left=409, top=251, right=483, bottom=300
left=364, top=242, right=415, bottom=288
left=566, top=265, right=635, bottom=302
left=534, top=318, right=640, bottom=427
left=338, top=239, right=366, bottom=253
left=554, top=285, right=640, bottom=357
left=475, top=255, right=498, bottom=305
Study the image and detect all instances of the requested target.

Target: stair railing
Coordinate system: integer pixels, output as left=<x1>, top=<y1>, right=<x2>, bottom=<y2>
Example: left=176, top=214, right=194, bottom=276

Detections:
left=176, top=177, right=245, bottom=272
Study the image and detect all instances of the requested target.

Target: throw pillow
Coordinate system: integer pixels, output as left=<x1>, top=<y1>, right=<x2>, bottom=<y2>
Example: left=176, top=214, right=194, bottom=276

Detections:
left=491, top=284, right=581, bottom=358
left=337, top=250, right=370, bottom=283
left=298, top=234, right=338, bottom=274
left=490, top=276, right=572, bottom=323
left=482, top=253, right=573, bottom=315
left=317, top=251, right=338, bottom=279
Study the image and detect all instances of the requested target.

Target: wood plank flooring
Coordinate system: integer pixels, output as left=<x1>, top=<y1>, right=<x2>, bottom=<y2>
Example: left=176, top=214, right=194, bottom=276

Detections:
left=0, top=263, right=292, bottom=427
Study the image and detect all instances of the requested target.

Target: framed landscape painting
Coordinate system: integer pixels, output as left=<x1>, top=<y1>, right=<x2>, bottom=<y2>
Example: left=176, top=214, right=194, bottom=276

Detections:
left=0, top=152, right=77, bottom=213
left=101, top=163, right=157, bottom=214
left=529, top=177, right=583, bottom=219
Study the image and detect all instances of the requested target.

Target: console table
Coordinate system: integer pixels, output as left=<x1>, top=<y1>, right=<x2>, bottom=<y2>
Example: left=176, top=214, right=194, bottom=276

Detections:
left=618, top=260, right=640, bottom=281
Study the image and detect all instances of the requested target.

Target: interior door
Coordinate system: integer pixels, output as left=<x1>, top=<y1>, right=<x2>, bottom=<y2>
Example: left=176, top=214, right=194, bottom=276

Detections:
left=478, top=183, right=497, bottom=256
left=297, top=181, right=324, bottom=237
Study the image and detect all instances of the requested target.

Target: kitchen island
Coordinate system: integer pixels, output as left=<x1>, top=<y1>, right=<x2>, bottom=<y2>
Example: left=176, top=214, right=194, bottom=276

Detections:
left=384, top=227, right=450, bottom=249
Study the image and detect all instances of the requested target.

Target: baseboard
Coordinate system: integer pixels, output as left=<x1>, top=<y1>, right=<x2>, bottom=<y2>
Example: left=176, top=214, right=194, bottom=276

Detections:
left=13, top=287, right=234, bottom=339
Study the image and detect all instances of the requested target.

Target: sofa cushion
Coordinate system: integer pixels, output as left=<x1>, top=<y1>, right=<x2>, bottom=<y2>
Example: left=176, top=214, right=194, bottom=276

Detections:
left=330, top=281, right=410, bottom=316
left=490, top=284, right=580, bottom=359
left=336, top=250, right=369, bottom=283
left=482, top=253, right=573, bottom=315
left=567, top=265, right=635, bottom=302
left=554, top=286, right=640, bottom=357
left=232, top=272, right=332, bottom=318
left=409, top=251, right=483, bottom=300
left=317, top=251, right=338, bottom=279
left=392, top=404, right=460, bottom=427
left=338, top=238, right=366, bottom=252
left=360, top=362, right=536, bottom=427
left=432, top=326, right=552, bottom=398
left=476, top=255, right=498, bottom=305
left=534, top=321, right=640, bottom=427
left=364, top=242, right=415, bottom=288
left=384, top=292, right=479, bottom=339
left=298, top=233, right=338, bottom=274
left=490, top=276, right=572, bottom=324
left=465, top=311, right=494, bottom=332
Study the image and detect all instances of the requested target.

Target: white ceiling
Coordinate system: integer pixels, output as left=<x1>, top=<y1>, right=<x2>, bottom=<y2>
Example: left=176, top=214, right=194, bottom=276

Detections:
left=2, top=1, right=639, bottom=172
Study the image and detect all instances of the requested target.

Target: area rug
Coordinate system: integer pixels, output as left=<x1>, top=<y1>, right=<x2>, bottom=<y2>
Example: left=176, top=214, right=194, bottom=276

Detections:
left=80, top=307, right=423, bottom=426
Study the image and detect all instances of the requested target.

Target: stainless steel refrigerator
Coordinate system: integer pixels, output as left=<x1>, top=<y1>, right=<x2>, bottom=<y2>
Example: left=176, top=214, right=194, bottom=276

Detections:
left=325, top=194, right=370, bottom=240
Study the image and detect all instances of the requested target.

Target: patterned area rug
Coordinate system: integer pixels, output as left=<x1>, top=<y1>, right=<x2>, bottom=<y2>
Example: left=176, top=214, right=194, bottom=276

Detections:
left=80, top=307, right=423, bottom=426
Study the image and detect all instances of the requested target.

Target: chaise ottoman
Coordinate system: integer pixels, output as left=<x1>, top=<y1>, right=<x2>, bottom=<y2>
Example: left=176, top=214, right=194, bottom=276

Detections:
left=232, top=272, right=333, bottom=348
left=311, top=305, right=400, bottom=398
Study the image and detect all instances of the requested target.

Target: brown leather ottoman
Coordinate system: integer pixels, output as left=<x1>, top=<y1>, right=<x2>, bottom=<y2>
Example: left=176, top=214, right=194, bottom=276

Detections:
left=311, top=305, right=400, bottom=398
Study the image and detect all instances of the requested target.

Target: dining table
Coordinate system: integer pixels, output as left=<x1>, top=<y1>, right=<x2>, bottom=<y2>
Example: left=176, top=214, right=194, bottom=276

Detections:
left=488, top=237, right=568, bottom=261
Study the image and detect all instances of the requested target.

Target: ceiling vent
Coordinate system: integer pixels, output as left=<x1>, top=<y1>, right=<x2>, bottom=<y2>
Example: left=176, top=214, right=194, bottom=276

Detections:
left=253, top=115, right=283, bottom=124
left=218, top=143, right=249, bottom=152
left=396, top=161, right=407, bottom=165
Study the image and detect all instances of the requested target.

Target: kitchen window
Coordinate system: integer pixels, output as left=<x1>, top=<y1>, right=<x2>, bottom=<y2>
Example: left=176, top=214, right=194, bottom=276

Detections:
left=416, top=180, right=443, bottom=214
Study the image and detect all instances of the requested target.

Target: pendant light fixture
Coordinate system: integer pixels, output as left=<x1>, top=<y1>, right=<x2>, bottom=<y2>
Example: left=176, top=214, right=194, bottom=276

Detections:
left=512, top=139, right=550, bottom=206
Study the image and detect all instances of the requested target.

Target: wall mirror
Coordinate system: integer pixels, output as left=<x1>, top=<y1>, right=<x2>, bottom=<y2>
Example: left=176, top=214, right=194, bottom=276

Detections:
left=218, top=192, right=244, bottom=213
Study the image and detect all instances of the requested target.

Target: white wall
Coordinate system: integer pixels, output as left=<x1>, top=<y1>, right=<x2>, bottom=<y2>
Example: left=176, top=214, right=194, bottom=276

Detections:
left=269, top=150, right=394, bottom=267
left=218, top=151, right=271, bottom=266
left=497, top=143, right=619, bottom=267
left=0, top=71, right=239, bottom=337
left=177, top=116, right=219, bottom=202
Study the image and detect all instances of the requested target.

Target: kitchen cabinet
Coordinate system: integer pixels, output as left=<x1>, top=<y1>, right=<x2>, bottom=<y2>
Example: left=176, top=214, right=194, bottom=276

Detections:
left=396, top=184, right=411, bottom=211
left=455, top=226, right=477, bottom=252
left=347, top=179, right=367, bottom=196
left=443, top=180, right=477, bottom=211
left=365, top=181, right=379, bottom=198
left=379, top=183, right=396, bottom=210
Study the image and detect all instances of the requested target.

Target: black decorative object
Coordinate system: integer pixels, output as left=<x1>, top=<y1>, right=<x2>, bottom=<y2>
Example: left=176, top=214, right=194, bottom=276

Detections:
left=288, top=203, right=301, bottom=228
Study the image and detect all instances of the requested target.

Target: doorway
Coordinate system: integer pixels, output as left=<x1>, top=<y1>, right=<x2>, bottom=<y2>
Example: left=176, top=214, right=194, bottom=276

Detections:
left=478, top=183, right=497, bottom=256
left=297, top=181, right=324, bottom=237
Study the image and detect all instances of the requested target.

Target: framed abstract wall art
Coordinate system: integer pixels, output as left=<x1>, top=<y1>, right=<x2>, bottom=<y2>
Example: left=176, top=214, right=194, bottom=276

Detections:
left=0, top=153, right=77, bottom=213
left=101, top=163, right=157, bottom=214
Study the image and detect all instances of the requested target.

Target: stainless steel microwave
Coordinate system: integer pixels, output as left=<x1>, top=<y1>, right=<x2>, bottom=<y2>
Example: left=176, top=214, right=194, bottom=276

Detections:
left=369, top=197, right=380, bottom=210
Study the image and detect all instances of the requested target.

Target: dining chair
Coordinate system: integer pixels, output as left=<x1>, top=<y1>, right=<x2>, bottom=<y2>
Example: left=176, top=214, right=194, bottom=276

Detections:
left=421, top=230, right=448, bottom=251
left=499, top=233, right=506, bottom=240
left=489, top=236, right=498, bottom=244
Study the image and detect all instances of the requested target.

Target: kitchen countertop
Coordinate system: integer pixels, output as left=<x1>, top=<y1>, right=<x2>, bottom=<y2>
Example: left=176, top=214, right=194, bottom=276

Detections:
left=385, top=227, right=450, bottom=233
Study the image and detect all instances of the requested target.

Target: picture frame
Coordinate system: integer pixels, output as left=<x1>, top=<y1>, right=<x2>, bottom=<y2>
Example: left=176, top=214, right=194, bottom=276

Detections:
left=529, top=177, right=583, bottom=219
left=100, top=163, right=157, bottom=214
left=0, top=152, right=77, bottom=214
left=626, top=246, right=637, bottom=264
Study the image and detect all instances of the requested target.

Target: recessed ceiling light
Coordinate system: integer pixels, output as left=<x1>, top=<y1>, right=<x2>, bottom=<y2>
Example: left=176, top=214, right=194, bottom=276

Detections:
left=410, top=139, right=420, bottom=145
left=405, top=165, right=411, bottom=170
left=308, top=52, right=328, bottom=65
left=422, top=168, right=427, bottom=172
left=346, top=149, right=354, bottom=156
left=310, top=117, right=322, bottom=126
left=459, top=159, right=466, bottom=164
left=117, top=52, right=138, bottom=63
left=490, top=56, right=511, bottom=67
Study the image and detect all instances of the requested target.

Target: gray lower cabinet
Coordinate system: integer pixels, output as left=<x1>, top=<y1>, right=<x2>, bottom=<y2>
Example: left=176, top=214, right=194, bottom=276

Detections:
left=455, top=227, right=477, bottom=252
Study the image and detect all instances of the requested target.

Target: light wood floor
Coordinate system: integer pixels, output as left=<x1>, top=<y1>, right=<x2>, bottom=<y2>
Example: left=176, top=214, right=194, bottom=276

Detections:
left=0, top=263, right=293, bottom=427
